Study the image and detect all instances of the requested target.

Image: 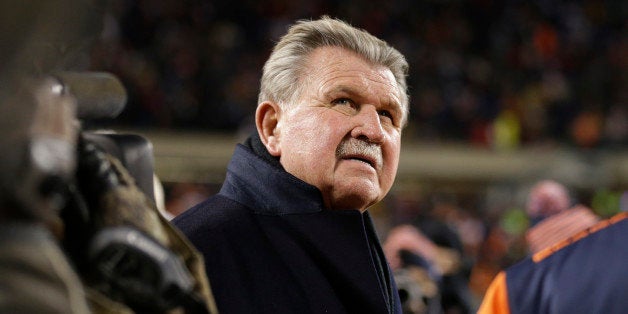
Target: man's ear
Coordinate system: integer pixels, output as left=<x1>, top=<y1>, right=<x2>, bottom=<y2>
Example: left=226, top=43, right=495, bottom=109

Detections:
left=255, top=101, right=282, bottom=157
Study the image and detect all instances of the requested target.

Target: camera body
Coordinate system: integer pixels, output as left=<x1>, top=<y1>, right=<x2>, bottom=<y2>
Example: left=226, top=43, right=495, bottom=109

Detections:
left=83, top=131, right=155, bottom=203
left=0, top=72, right=212, bottom=313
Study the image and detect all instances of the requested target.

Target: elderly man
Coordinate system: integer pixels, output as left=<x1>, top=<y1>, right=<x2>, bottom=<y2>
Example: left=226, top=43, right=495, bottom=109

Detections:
left=173, top=17, right=409, bottom=313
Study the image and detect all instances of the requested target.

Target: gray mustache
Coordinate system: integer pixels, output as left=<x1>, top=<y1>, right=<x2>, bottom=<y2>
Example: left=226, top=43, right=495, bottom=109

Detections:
left=336, top=139, right=382, bottom=168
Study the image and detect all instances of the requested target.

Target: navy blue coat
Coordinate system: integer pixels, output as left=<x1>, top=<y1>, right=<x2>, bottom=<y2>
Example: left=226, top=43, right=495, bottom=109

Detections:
left=479, top=212, right=628, bottom=314
left=173, top=144, right=401, bottom=313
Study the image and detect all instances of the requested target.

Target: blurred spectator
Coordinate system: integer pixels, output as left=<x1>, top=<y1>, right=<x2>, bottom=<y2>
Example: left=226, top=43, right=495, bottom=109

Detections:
left=524, top=180, right=599, bottom=254
left=384, top=225, right=457, bottom=314
left=525, top=180, right=571, bottom=225
left=384, top=225, right=456, bottom=274
left=383, top=193, right=479, bottom=313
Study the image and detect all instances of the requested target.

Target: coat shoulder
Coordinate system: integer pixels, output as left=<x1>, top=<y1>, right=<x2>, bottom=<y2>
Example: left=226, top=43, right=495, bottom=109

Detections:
left=172, top=194, right=250, bottom=235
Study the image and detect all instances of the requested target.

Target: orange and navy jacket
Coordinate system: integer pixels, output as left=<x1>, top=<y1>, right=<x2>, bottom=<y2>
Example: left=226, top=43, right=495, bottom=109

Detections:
left=478, top=212, right=628, bottom=314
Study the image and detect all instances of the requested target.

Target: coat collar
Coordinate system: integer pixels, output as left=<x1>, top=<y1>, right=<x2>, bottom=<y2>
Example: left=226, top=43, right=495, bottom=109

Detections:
left=219, top=144, right=326, bottom=214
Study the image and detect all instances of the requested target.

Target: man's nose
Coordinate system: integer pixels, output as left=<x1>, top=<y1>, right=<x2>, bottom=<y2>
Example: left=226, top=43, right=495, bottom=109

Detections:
left=350, top=105, right=384, bottom=143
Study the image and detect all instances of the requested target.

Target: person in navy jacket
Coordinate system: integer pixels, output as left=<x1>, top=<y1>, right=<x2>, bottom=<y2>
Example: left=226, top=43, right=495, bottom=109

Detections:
left=173, top=16, right=410, bottom=313
left=478, top=212, right=628, bottom=314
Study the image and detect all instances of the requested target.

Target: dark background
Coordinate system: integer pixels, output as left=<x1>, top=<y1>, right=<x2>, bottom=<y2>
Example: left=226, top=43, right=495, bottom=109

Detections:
left=92, top=0, right=627, bottom=149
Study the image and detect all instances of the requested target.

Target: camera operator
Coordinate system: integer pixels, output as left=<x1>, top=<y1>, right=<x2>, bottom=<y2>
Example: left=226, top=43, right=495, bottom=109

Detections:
left=0, top=1, right=216, bottom=313
left=0, top=71, right=91, bottom=314
left=0, top=1, right=96, bottom=311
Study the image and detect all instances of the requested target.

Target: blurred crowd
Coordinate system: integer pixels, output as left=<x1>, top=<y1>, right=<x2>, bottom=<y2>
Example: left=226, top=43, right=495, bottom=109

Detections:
left=90, top=0, right=627, bottom=149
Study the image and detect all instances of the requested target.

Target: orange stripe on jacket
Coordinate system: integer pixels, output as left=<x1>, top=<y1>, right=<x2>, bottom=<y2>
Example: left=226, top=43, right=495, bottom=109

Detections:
left=477, top=271, right=510, bottom=314
left=532, top=212, right=628, bottom=263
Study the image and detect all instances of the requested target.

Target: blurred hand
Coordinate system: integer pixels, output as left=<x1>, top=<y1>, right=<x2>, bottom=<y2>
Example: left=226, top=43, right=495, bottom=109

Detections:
left=383, top=225, right=439, bottom=270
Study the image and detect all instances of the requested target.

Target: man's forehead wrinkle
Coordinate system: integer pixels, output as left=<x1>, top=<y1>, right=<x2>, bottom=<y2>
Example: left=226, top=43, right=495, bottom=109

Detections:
left=324, top=85, right=359, bottom=96
left=316, top=71, right=399, bottom=96
left=316, top=65, right=395, bottom=84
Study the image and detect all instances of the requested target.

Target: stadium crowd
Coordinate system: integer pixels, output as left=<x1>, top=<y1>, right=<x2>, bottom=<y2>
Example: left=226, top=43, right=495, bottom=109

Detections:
left=91, top=0, right=626, bottom=149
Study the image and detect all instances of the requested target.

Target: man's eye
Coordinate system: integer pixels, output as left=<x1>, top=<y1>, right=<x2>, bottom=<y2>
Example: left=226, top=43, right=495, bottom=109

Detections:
left=332, top=98, right=356, bottom=107
left=378, top=110, right=394, bottom=122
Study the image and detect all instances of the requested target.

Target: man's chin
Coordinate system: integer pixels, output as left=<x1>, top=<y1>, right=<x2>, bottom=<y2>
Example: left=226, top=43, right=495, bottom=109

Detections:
left=328, top=181, right=381, bottom=211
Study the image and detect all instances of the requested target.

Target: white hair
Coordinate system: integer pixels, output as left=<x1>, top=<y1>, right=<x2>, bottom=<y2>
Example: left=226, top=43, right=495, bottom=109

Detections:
left=259, top=16, right=410, bottom=126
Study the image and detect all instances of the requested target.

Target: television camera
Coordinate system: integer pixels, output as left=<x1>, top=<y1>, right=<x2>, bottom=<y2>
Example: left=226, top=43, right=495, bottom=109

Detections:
left=0, top=71, right=216, bottom=314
